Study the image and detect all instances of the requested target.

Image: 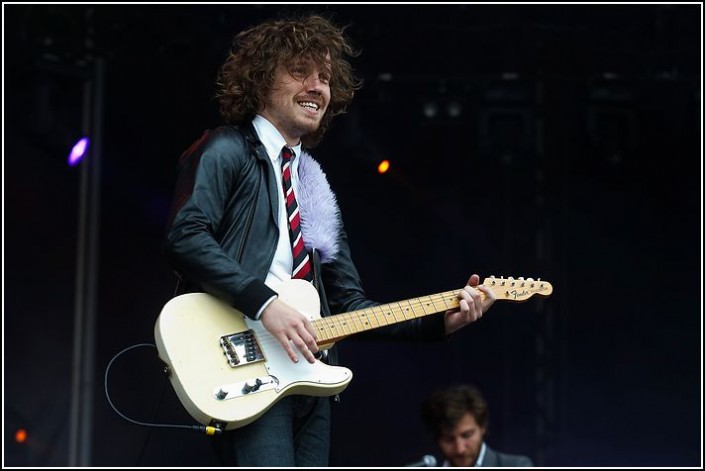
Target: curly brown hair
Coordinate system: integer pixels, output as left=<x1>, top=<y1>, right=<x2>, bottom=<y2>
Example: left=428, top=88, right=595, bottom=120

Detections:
left=215, top=14, right=362, bottom=148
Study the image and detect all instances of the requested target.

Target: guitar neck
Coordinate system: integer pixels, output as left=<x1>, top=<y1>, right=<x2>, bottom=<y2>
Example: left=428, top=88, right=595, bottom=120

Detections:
left=312, top=291, right=459, bottom=345
left=311, top=277, right=553, bottom=345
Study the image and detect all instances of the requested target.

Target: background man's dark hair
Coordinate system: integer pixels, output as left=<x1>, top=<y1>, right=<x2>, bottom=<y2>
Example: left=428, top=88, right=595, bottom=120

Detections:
left=421, top=384, right=490, bottom=439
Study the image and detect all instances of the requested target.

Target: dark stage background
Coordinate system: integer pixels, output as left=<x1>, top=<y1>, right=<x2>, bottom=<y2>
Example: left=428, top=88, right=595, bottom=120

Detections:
left=4, top=4, right=702, bottom=467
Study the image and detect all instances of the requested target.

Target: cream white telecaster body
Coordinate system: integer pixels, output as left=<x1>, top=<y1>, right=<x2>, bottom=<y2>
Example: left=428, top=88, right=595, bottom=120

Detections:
left=154, top=276, right=552, bottom=431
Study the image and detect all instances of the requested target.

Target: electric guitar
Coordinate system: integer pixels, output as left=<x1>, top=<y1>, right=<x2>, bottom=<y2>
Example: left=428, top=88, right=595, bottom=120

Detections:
left=154, top=276, right=552, bottom=431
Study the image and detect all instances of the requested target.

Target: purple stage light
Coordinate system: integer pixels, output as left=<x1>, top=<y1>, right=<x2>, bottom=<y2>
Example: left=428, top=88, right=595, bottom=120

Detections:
left=68, top=137, right=90, bottom=166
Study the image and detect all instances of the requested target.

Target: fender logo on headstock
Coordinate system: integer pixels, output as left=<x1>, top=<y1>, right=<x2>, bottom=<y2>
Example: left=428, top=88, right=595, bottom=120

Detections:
left=484, top=276, right=553, bottom=302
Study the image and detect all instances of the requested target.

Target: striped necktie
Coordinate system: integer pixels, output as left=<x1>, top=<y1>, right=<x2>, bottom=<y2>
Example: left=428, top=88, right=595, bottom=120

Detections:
left=280, top=146, right=313, bottom=281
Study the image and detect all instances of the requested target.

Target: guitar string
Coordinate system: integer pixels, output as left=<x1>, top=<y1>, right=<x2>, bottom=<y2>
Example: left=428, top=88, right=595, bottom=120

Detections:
left=311, top=291, right=460, bottom=341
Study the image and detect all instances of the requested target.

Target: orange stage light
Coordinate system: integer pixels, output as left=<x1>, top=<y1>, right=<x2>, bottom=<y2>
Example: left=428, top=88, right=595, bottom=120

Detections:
left=377, top=160, right=390, bottom=174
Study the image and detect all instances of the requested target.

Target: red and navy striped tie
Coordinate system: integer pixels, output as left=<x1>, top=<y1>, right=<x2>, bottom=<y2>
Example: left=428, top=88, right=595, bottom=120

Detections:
left=281, top=147, right=313, bottom=282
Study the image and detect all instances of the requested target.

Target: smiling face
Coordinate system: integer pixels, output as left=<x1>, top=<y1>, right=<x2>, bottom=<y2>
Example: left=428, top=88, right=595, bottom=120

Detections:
left=259, top=55, right=332, bottom=146
left=437, top=412, right=486, bottom=467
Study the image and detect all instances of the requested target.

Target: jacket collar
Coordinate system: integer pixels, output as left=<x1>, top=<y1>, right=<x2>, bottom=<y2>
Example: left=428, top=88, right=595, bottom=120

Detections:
left=239, top=121, right=269, bottom=162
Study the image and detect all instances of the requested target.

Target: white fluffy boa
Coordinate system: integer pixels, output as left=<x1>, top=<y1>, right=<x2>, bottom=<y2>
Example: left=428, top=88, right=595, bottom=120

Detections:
left=296, top=151, right=341, bottom=264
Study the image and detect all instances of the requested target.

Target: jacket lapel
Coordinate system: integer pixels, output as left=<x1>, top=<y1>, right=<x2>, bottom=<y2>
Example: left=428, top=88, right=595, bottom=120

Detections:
left=243, top=123, right=279, bottom=228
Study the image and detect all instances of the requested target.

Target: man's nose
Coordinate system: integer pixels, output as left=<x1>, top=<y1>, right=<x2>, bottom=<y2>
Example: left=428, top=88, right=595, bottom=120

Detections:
left=304, top=75, right=325, bottom=92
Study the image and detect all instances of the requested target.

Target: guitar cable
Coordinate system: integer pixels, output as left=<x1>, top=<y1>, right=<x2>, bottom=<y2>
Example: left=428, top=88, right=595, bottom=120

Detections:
left=104, top=343, right=222, bottom=436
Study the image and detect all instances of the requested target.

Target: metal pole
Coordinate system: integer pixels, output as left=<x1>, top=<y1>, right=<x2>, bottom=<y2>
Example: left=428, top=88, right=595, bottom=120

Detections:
left=68, top=56, right=104, bottom=467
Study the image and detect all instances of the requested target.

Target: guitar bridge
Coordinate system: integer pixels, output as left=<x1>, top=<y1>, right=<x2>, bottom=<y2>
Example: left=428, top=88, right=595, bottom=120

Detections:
left=219, top=330, right=265, bottom=367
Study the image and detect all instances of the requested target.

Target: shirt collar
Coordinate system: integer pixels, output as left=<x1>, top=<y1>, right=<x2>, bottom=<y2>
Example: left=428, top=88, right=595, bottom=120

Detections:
left=475, top=441, right=487, bottom=467
left=252, top=114, right=302, bottom=163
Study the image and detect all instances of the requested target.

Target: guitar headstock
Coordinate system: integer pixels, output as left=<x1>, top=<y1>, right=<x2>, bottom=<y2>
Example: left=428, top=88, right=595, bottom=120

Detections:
left=482, top=276, right=553, bottom=302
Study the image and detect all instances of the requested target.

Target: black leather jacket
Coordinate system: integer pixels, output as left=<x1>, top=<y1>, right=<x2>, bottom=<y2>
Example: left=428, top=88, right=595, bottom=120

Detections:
left=164, top=124, right=447, bottom=364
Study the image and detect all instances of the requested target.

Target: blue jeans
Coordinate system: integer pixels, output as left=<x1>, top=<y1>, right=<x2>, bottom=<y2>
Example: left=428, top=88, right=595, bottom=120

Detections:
left=211, top=395, right=331, bottom=466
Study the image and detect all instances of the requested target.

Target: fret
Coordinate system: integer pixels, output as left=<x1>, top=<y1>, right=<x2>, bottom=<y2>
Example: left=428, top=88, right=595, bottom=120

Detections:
left=379, top=303, right=400, bottom=324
